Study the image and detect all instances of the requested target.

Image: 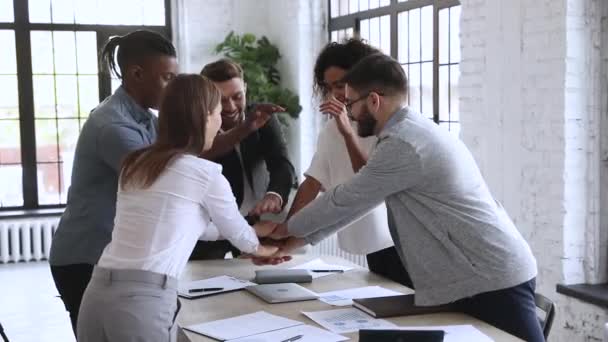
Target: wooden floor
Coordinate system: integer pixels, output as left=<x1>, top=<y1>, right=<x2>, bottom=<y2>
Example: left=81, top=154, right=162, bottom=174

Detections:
left=0, top=261, right=75, bottom=342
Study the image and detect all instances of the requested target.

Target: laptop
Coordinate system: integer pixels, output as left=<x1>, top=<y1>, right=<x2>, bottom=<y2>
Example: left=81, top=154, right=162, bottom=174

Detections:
left=246, top=283, right=319, bottom=303
left=352, top=294, right=454, bottom=318
left=254, top=269, right=313, bottom=284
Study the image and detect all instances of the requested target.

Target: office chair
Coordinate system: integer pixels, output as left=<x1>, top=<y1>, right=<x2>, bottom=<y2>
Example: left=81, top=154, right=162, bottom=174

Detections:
left=0, top=321, right=9, bottom=342
left=535, top=292, right=555, bottom=340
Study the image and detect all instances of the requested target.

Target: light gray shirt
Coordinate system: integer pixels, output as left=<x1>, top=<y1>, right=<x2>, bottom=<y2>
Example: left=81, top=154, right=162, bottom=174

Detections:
left=288, top=107, right=537, bottom=306
left=50, top=86, right=157, bottom=266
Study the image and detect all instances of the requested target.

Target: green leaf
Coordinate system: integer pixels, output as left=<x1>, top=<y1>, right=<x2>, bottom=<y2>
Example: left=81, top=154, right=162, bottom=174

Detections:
left=242, top=33, right=256, bottom=44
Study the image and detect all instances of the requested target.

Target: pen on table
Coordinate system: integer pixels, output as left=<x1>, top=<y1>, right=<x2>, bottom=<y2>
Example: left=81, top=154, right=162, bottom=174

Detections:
left=188, top=287, right=224, bottom=293
left=311, top=269, right=344, bottom=273
left=280, top=334, right=303, bottom=342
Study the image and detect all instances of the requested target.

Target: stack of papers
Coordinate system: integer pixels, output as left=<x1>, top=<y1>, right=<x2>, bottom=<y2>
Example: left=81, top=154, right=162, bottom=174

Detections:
left=317, top=286, right=404, bottom=306
left=228, top=325, right=348, bottom=342
left=184, top=311, right=299, bottom=340
left=178, top=275, right=256, bottom=299
left=184, top=311, right=346, bottom=341
left=302, top=308, right=397, bottom=334
left=289, top=258, right=355, bottom=279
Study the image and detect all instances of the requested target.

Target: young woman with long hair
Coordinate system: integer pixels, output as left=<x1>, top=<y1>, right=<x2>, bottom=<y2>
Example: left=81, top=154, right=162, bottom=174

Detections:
left=77, top=74, right=278, bottom=342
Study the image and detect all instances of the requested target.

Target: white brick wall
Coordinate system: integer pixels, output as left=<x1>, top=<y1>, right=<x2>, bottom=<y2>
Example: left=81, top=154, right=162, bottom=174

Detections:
left=460, top=0, right=608, bottom=340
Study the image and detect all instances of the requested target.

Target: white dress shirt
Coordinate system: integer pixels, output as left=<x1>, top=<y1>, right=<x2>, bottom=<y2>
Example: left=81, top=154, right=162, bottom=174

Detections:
left=234, top=144, right=283, bottom=215
left=305, top=119, right=394, bottom=255
left=98, top=154, right=260, bottom=278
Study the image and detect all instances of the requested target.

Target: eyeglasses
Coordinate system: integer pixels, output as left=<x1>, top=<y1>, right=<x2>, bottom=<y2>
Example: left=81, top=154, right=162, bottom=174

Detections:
left=344, top=92, right=384, bottom=119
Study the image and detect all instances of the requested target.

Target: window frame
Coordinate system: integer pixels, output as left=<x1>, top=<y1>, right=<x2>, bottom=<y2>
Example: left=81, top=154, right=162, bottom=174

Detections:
left=327, top=0, right=460, bottom=124
left=0, top=0, right=172, bottom=211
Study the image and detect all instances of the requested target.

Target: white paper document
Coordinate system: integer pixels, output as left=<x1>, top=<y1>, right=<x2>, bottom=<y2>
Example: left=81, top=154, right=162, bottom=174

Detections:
left=372, top=325, right=494, bottom=342
left=318, top=286, right=404, bottom=306
left=290, top=258, right=355, bottom=279
left=178, top=275, right=255, bottom=299
left=184, top=311, right=302, bottom=341
left=227, top=324, right=348, bottom=342
left=302, top=308, right=397, bottom=334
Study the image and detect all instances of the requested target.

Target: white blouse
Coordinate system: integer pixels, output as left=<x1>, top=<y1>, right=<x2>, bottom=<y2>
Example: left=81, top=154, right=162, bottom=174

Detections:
left=98, top=154, right=260, bottom=278
left=305, top=119, right=394, bottom=255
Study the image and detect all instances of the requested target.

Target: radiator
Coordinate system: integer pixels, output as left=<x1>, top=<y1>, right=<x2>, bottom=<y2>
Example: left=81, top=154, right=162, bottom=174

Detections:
left=0, top=217, right=60, bottom=263
left=0, top=217, right=367, bottom=266
left=309, top=234, right=368, bottom=268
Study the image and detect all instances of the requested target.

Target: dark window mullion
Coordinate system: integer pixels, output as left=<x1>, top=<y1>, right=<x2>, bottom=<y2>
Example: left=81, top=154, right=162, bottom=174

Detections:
left=329, top=0, right=434, bottom=30
left=432, top=0, right=440, bottom=123
left=447, top=6, right=451, bottom=126
left=13, top=0, right=38, bottom=208
left=390, top=1, right=398, bottom=59
left=49, top=27, right=63, bottom=205
left=436, top=0, right=460, bottom=10
left=406, top=10, right=411, bottom=106
left=403, top=60, right=434, bottom=65
left=74, top=31, right=82, bottom=133
left=164, top=0, right=173, bottom=41
left=21, top=73, right=97, bottom=76
left=27, top=23, right=167, bottom=32
left=97, top=31, right=112, bottom=101
left=418, top=5, right=423, bottom=114
left=327, top=0, right=333, bottom=39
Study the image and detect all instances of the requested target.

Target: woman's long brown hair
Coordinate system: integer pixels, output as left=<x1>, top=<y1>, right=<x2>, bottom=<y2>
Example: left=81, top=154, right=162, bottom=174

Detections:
left=120, top=74, right=221, bottom=189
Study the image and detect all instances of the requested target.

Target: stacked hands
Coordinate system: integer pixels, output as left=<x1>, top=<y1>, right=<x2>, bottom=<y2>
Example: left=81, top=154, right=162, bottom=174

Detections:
left=241, top=100, right=352, bottom=265
left=243, top=221, right=307, bottom=266
left=249, top=193, right=283, bottom=217
left=238, top=102, right=307, bottom=265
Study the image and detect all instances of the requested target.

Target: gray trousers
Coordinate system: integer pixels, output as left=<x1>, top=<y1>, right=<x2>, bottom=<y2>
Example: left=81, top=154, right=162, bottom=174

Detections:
left=77, top=267, right=180, bottom=342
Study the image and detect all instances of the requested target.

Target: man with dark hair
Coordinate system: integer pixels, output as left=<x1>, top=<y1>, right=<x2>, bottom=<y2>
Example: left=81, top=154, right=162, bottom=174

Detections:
left=262, top=53, right=544, bottom=342
left=287, top=39, right=412, bottom=287
left=200, top=59, right=247, bottom=132
left=189, top=58, right=295, bottom=260
left=49, top=30, right=178, bottom=335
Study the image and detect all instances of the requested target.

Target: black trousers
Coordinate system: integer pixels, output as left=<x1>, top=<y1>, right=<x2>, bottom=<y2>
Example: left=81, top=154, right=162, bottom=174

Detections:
left=367, top=247, right=543, bottom=341
left=50, top=263, right=94, bottom=336
left=366, top=246, right=414, bottom=289
left=454, top=278, right=545, bottom=342
left=189, top=240, right=241, bottom=260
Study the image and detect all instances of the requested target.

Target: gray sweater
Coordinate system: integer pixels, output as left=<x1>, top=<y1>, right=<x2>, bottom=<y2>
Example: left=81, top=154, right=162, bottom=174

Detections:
left=288, top=107, right=537, bottom=306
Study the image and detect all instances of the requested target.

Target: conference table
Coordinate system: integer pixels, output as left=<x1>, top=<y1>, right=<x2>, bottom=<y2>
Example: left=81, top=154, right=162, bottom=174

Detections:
left=177, top=255, right=523, bottom=341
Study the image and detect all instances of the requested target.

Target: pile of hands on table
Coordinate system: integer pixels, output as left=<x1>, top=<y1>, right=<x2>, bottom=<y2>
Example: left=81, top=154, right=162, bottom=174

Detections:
left=244, top=221, right=307, bottom=266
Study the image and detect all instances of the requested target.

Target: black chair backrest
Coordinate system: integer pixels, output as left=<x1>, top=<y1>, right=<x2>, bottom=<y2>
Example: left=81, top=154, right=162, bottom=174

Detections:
left=535, top=292, right=555, bottom=340
left=0, top=322, right=9, bottom=342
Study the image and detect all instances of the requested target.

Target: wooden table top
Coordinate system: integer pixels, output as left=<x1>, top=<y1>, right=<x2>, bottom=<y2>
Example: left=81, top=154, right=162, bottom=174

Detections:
left=177, top=255, right=522, bottom=341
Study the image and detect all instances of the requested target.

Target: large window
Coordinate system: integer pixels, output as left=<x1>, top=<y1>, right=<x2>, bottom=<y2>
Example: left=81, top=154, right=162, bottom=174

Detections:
left=328, top=0, right=461, bottom=133
left=0, top=0, right=171, bottom=210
